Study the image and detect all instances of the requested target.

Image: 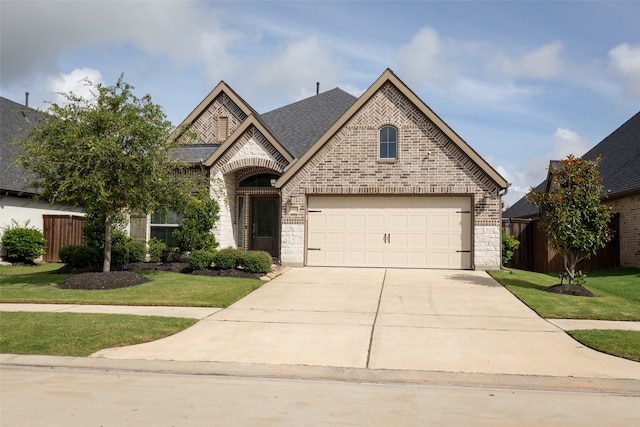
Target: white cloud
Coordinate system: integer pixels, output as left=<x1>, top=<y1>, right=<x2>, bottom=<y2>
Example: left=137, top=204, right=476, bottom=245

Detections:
left=609, top=43, right=640, bottom=97
left=47, top=68, right=104, bottom=105
left=0, top=1, right=242, bottom=86
left=248, top=36, right=345, bottom=101
left=496, top=42, right=566, bottom=79
left=396, top=27, right=450, bottom=84
left=550, top=127, right=590, bottom=159
left=499, top=127, right=591, bottom=209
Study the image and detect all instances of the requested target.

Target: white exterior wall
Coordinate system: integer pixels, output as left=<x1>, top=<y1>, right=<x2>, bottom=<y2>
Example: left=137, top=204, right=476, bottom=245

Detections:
left=281, top=223, right=304, bottom=266
left=474, top=225, right=501, bottom=270
left=0, top=195, right=84, bottom=259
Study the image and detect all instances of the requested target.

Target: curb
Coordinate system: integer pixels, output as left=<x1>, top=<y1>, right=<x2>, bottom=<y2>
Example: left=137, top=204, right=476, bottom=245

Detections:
left=2, top=354, right=639, bottom=396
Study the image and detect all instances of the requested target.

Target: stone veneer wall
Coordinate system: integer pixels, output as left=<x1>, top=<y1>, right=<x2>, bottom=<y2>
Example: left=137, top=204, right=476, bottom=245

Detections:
left=606, top=194, right=640, bottom=268
left=209, top=126, right=289, bottom=250
left=280, top=82, right=503, bottom=269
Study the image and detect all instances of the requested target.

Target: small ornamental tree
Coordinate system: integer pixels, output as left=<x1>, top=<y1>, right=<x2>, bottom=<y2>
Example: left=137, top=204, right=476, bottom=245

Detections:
left=13, top=75, right=191, bottom=272
left=525, top=155, right=612, bottom=286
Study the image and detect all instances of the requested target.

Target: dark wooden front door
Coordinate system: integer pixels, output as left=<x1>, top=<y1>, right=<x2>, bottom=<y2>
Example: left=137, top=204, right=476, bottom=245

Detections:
left=251, top=197, right=278, bottom=257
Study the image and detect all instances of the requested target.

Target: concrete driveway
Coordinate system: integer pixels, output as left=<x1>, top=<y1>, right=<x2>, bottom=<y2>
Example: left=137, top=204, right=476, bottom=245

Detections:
left=94, top=268, right=640, bottom=379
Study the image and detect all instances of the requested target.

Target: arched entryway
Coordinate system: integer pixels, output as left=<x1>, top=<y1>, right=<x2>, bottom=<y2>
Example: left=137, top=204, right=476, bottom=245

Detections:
left=236, top=172, right=281, bottom=258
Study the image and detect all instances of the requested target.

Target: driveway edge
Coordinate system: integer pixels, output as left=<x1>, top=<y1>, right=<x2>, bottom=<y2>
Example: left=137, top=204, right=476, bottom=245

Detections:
left=2, top=354, right=638, bottom=395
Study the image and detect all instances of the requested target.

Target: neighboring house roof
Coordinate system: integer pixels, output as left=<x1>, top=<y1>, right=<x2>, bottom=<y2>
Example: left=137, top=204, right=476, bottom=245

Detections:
left=276, top=68, right=509, bottom=189
left=504, top=111, right=640, bottom=219
left=0, top=96, right=41, bottom=195
left=260, top=88, right=358, bottom=159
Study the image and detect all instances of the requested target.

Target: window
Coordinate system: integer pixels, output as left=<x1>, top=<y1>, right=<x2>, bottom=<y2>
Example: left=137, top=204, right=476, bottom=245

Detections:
left=379, top=126, right=397, bottom=159
left=239, top=173, right=279, bottom=188
left=237, top=196, right=244, bottom=248
left=150, top=209, right=182, bottom=246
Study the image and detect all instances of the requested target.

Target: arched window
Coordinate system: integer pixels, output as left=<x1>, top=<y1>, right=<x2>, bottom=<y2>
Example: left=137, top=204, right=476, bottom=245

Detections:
left=239, top=173, right=279, bottom=187
left=379, top=126, right=397, bottom=159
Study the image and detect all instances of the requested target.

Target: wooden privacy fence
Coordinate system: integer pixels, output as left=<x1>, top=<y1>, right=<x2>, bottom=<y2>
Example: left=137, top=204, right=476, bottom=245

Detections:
left=42, top=215, right=85, bottom=262
left=502, top=214, right=620, bottom=273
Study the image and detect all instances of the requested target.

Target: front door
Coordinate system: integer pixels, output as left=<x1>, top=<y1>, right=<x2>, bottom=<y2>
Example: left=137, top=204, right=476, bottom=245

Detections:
left=251, top=197, right=278, bottom=257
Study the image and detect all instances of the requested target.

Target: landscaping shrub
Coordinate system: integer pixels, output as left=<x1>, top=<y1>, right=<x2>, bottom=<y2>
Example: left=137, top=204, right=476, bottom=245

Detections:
left=502, top=228, right=520, bottom=266
left=240, top=251, right=272, bottom=274
left=148, top=238, right=168, bottom=263
left=59, top=245, right=100, bottom=268
left=212, top=248, right=241, bottom=270
left=112, top=238, right=147, bottom=265
left=188, top=250, right=215, bottom=270
left=1, top=221, right=46, bottom=262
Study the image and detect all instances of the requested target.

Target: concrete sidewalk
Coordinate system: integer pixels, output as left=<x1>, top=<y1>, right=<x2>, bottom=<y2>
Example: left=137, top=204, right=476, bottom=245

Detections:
left=2, top=303, right=639, bottom=330
left=0, top=303, right=220, bottom=319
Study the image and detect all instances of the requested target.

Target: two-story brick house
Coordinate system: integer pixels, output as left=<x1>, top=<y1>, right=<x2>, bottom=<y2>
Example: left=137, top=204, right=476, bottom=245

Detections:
left=146, top=69, right=509, bottom=270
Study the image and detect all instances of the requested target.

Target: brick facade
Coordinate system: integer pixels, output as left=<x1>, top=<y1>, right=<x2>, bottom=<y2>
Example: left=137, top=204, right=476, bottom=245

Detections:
left=606, top=194, right=640, bottom=267
left=280, top=83, right=503, bottom=269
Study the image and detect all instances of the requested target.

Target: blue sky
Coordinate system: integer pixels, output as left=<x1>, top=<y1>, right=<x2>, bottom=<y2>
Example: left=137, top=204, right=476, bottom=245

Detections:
left=2, top=0, right=639, bottom=206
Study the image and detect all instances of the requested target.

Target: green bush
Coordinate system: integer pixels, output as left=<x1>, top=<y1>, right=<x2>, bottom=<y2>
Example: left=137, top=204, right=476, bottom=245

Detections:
left=148, top=238, right=168, bottom=263
left=502, top=228, right=521, bottom=266
left=212, top=248, right=241, bottom=270
left=240, top=251, right=272, bottom=274
left=172, top=195, right=220, bottom=252
left=112, top=238, right=147, bottom=265
left=1, top=221, right=46, bottom=262
left=189, top=250, right=215, bottom=270
left=59, top=245, right=100, bottom=267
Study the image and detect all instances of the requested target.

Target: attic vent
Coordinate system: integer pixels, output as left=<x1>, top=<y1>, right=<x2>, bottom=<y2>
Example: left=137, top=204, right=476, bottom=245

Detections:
left=218, top=116, right=229, bottom=142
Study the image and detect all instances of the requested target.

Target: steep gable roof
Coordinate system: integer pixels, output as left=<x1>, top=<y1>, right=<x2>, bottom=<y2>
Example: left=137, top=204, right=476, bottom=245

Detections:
left=0, top=96, right=42, bottom=195
left=173, top=81, right=257, bottom=138
left=503, top=111, right=640, bottom=219
left=202, top=114, right=295, bottom=167
left=276, top=68, right=509, bottom=188
left=260, top=88, right=357, bottom=158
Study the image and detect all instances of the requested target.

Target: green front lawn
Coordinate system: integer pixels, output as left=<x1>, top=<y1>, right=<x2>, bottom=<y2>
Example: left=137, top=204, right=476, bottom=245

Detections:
left=489, top=268, right=640, bottom=362
left=0, top=263, right=265, bottom=307
left=488, top=268, right=640, bottom=320
left=568, top=329, right=640, bottom=362
left=0, top=311, right=196, bottom=356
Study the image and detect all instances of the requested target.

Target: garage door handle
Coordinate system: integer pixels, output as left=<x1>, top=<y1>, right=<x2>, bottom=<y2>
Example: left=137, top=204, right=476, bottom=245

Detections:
left=388, top=233, right=391, bottom=243
left=383, top=233, right=387, bottom=243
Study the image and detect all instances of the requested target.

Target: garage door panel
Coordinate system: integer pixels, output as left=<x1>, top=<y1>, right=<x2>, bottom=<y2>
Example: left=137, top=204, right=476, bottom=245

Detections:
left=307, top=196, right=471, bottom=269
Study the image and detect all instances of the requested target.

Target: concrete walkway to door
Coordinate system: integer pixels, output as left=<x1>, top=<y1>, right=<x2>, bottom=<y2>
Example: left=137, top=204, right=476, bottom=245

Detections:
left=93, top=268, right=640, bottom=380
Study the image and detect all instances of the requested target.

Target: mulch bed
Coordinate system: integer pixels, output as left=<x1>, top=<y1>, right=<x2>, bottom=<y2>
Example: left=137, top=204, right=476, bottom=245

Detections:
left=544, top=283, right=595, bottom=297
left=58, top=271, right=151, bottom=290
left=56, top=262, right=265, bottom=290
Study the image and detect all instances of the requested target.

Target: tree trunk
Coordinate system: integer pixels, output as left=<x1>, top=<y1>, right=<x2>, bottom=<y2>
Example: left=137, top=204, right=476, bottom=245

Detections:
left=564, top=252, right=583, bottom=286
left=103, top=213, right=112, bottom=273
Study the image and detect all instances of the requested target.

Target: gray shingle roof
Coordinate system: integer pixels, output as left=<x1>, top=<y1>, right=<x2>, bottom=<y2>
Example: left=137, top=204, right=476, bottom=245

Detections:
left=1, top=96, right=42, bottom=195
left=504, top=111, right=640, bottom=219
left=260, top=88, right=358, bottom=159
left=172, top=144, right=220, bottom=163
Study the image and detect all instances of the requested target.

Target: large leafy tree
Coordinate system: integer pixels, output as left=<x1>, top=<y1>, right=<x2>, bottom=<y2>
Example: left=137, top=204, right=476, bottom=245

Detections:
left=526, top=155, right=612, bottom=285
left=14, top=75, right=189, bottom=272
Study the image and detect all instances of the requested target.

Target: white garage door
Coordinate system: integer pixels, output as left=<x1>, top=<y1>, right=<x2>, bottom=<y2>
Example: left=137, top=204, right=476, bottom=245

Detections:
left=307, top=196, right=472, bottom=269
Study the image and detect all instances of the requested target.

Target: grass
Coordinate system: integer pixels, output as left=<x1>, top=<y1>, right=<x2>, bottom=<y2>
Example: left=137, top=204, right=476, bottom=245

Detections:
left=0, top=311, right=197, bottom=356
left=488, top=268, right=640, bottom=321
left=0, top=263, right=265, bottom=307
left=489, top=268, right=640, bottom=362
left=568, top=330, right=640, bottom=362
